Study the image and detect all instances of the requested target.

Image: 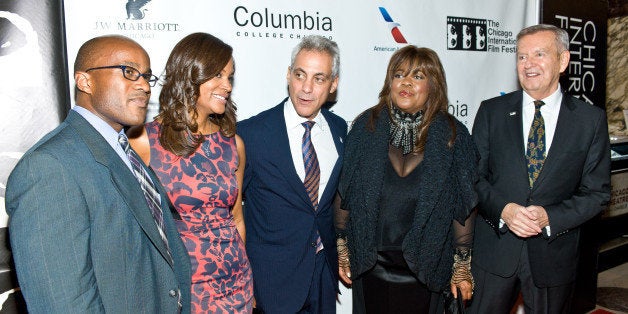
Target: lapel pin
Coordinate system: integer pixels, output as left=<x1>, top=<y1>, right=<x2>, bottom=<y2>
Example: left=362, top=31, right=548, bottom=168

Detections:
left=509, top=111, right=517, bottom=116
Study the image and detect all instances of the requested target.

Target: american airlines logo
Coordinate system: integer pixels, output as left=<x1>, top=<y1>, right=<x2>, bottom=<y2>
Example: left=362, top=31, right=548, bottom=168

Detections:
left=378, top=7, right=407, bottom=44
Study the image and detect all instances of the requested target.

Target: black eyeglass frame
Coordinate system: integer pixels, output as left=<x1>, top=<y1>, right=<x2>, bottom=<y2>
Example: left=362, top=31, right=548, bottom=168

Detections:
left=85, top=65, right=159, bottom=87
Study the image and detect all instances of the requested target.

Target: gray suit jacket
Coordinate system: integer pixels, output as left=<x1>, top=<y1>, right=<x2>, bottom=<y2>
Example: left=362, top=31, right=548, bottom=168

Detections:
left=6, top=110, right=191, bottom=313
left=472, top=90, right=611, bottom=287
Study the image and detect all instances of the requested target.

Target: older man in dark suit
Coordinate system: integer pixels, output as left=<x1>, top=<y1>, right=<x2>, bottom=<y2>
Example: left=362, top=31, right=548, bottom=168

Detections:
left=468, top=24, right=611, bottom=314
left=5, top=35, right=190, bottom=313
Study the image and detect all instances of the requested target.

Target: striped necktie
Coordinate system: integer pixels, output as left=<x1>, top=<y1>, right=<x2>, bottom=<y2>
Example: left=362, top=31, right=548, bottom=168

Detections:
left=302, top=121, right=320, bottom=208
left=118, top=133, right=171, bottom=258
left=302, top=121, right=323, bottom=252
left=526, top=100, right=546, bottom=187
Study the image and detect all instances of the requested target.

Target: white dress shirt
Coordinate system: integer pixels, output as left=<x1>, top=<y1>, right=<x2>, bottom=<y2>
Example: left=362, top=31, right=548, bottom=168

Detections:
left=284, top=100, right=338, bottom=203
left=521, top=86, right=563, bottom=155
left=500, top=86, right=564, bottom=235
left=73, top=106, right=133, bottom=171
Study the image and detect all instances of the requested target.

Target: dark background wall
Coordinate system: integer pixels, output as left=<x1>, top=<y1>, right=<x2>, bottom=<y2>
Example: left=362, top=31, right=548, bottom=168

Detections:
left=0, top=0, right=68, bottom=312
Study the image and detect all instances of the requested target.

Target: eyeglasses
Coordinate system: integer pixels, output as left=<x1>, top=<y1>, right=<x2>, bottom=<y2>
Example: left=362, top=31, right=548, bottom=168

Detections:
left=85, top=65, right=159, bottom=87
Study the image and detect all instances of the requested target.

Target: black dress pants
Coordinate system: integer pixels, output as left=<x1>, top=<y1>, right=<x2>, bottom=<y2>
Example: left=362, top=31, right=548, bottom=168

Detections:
left=353, top=251, right=443, bottom=314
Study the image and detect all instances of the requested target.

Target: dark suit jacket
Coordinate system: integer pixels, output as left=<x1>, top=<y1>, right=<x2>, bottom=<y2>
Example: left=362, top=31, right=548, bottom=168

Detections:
left=472, top=90, right=610, bottom=287
left=6, top=110, right=191, bottom=313
left=238, top=99, right=347, bottom=312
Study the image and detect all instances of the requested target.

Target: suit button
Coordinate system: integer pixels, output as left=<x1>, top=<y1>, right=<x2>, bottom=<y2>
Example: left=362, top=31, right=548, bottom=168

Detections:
left=311, top=242, right=317, bottom=247
left=169, top=289, right=177, bottom=297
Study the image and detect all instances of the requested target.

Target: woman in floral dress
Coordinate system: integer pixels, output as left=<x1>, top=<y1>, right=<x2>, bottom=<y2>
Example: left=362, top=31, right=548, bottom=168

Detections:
left=129, top=32, right=253, bottom=313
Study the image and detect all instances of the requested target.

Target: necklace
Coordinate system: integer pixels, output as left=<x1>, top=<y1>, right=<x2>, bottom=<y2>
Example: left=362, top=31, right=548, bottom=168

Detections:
left=389, top=105, right=423, bottom=155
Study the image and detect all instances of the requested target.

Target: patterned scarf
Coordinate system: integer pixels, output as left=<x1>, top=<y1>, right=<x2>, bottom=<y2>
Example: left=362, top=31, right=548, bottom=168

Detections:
left=389, top=105, right=423, bottom=155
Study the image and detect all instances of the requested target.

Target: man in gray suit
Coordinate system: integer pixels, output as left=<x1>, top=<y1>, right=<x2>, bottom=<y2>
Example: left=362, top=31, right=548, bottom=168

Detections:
left=5, top=35, right=191, bottom=313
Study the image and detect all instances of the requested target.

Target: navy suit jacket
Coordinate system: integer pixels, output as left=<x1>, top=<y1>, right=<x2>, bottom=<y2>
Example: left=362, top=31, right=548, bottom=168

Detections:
left=238, top=99, right=347, bottom=312
left=472, top=90, right=611, bottom=287
left=6, top=111, right=191, bottom=313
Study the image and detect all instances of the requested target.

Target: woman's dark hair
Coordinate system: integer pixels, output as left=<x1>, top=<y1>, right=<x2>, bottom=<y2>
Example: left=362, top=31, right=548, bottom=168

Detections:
left=368, top=45, right=455, bottom=152
left=157, top=32, right=236, bottom=157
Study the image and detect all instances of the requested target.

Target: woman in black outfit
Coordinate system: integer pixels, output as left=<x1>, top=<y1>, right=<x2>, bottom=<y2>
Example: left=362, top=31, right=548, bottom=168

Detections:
left=335, top=46, right=477, bottom=313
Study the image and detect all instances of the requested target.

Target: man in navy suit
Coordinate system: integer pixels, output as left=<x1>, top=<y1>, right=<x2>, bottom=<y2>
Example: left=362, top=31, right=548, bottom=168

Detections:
left=5, top=35, right=191, bottom=313
left=238, top=35, right=347, bottom=313
left=468, top=24, right=610, bottom=313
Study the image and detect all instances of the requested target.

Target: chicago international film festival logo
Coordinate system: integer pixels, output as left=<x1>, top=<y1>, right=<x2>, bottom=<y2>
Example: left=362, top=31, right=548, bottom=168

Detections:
left=378, top=7, right=407, bottom=44
left=447, top=16, right=487, bottom=51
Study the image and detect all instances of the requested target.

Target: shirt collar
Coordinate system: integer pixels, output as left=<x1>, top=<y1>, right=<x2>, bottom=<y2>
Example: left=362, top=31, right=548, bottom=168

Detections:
left=522, top=85, right=563, bottom=112
left=283, top=98, right=327, bottom=131
left=72, top=105, right=125, bottom=149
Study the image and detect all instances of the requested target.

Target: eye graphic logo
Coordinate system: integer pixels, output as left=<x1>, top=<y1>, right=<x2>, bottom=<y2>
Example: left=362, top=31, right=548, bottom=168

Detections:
left=378, top=7, right=407, bottom=44
left=447, top=16, right=487, bottom=51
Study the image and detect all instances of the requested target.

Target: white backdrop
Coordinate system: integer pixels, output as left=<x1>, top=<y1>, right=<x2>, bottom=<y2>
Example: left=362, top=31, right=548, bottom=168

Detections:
left=63, top=1, right=538, bottom=312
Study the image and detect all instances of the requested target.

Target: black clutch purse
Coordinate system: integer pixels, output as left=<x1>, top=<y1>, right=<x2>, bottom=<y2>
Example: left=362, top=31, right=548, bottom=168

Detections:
left=443, top=287, right=466, bottom=314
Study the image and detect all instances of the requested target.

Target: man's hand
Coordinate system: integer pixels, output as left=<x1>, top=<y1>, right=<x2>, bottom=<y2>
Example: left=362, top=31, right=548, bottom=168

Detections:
left=526, top=205, right=550, bottom=229
left=501, top=203, right=542, bottom=237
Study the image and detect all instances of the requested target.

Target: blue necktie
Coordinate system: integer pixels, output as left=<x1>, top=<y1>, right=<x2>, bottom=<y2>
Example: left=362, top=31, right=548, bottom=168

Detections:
left=302, top=121, right=320, bottom=208
left=118, top=133, right=171, bottom=257
left=526, top=100, right=546, bottom=187
left=302, top=121, right=323, bottom=252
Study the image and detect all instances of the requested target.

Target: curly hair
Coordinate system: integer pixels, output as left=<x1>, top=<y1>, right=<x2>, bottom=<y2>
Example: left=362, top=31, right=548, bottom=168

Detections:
left=368, top=45, right=455, bottom=152
left=157, top=32, right=236, bottom=157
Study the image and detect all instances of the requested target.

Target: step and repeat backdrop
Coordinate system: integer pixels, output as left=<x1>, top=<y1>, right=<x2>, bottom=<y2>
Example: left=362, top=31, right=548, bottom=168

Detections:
left=1, top=0, right=542, bottom=312
left=63, top=1, right=537, bottom=312
left=64, top=0, right=538, bottom=125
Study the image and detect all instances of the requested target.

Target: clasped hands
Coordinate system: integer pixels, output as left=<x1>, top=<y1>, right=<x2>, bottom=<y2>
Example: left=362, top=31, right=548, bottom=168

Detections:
left=501, top=203, right=549, bottom=238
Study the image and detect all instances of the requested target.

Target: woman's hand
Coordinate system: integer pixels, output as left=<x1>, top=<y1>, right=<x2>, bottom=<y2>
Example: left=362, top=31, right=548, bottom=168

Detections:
left=451, top=280, right=473, bottom=301
left=339, top=264, right=352, bottom=286
left=337, top=237, right=352, bottom=285
left=450, top=248, right=474, bottom=301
